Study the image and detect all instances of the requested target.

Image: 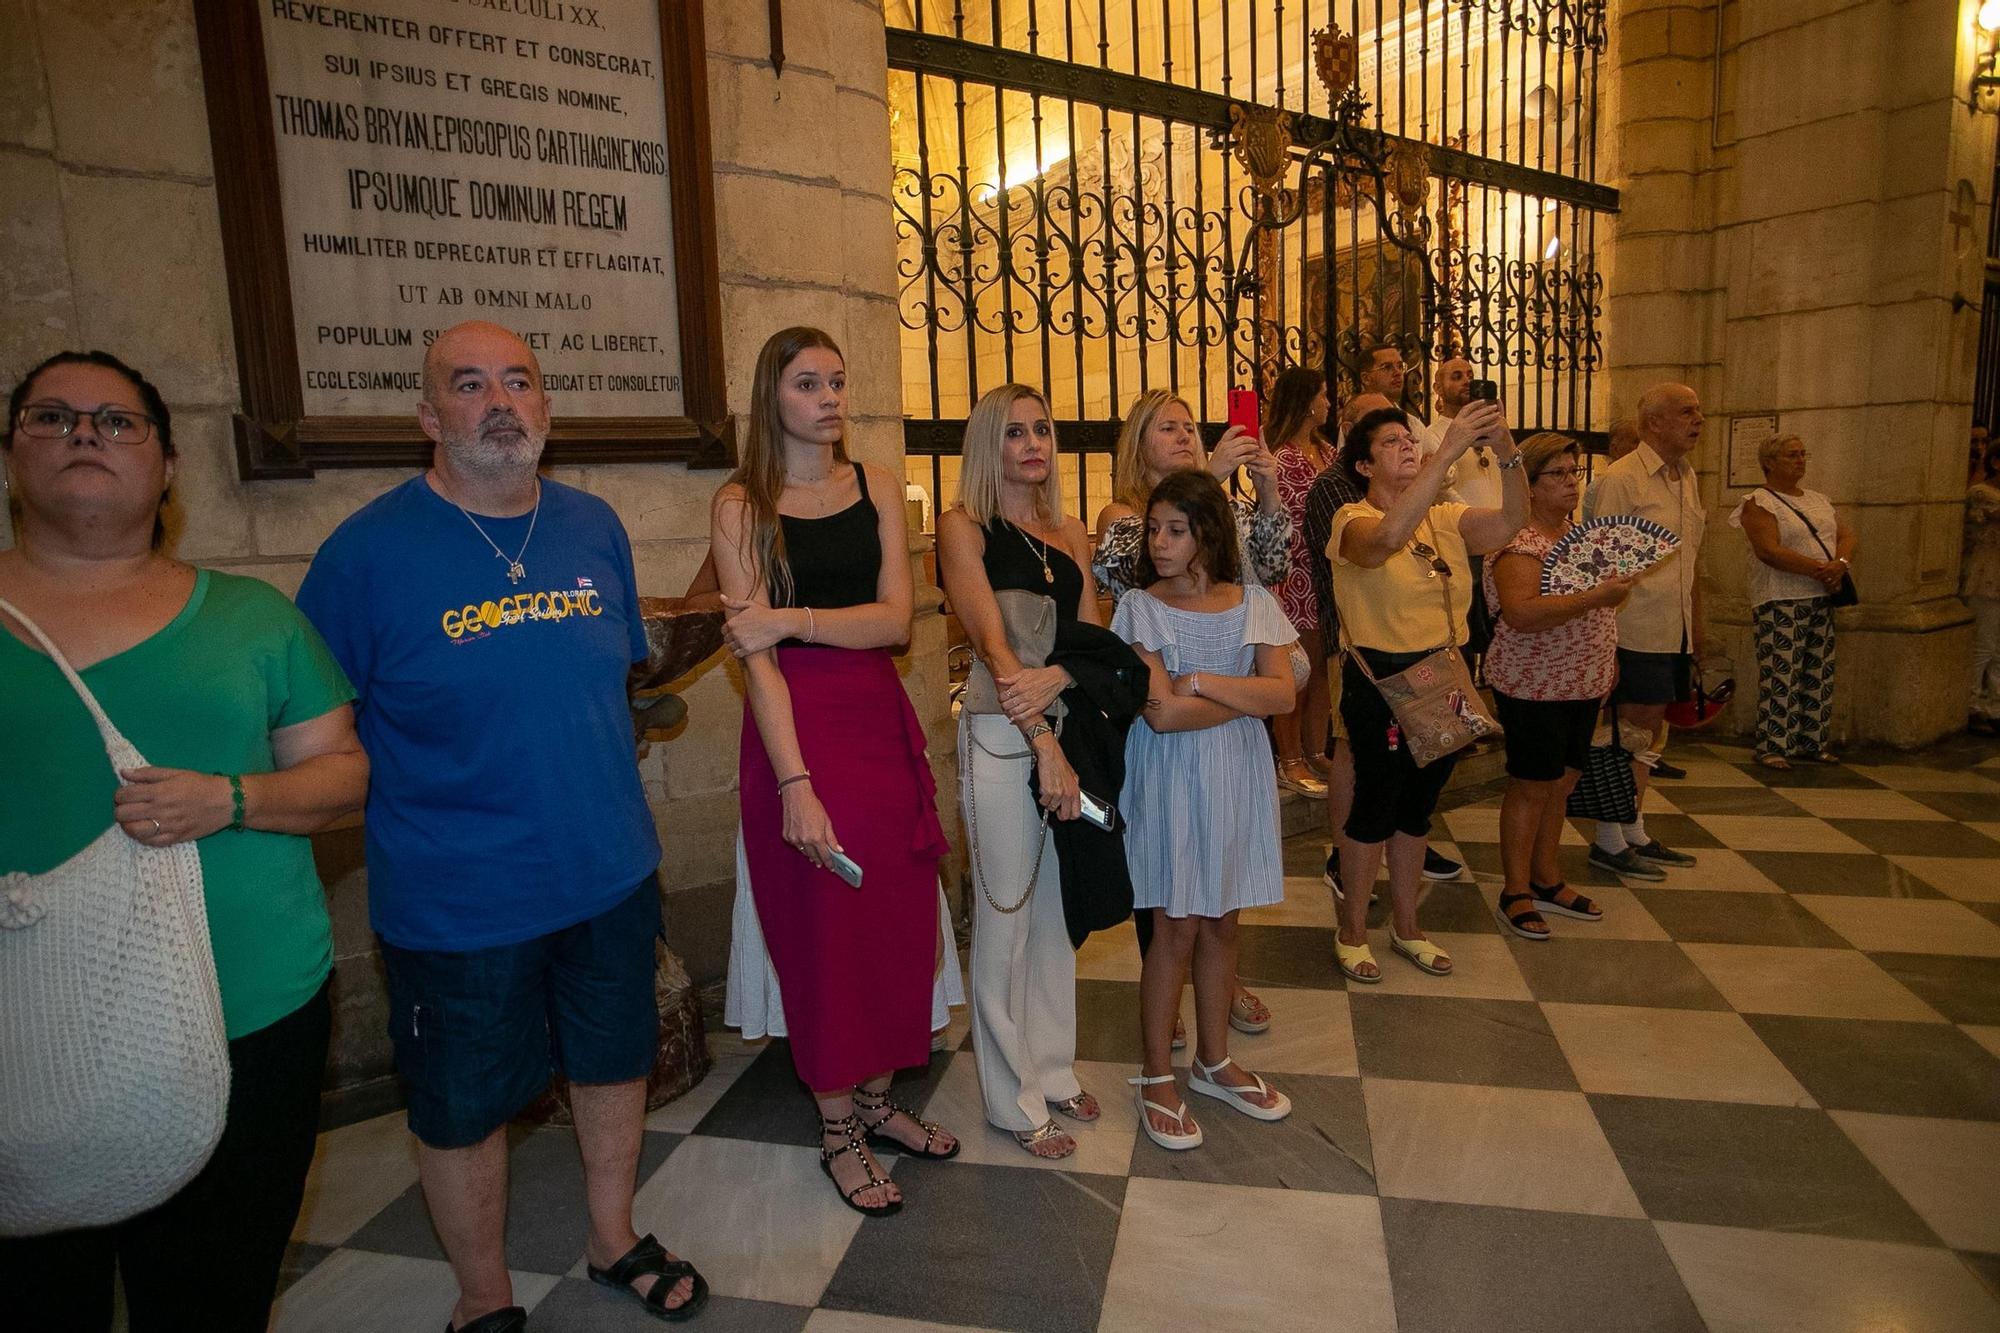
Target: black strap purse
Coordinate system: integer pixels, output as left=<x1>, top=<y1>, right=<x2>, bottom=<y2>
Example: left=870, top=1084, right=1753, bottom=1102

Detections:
left=1760, top=489, right=1857, bottom=608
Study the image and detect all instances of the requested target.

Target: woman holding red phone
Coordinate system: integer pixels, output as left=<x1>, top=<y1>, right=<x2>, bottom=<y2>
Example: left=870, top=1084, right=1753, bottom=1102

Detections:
left=1263, top=368, right=1338, bottom=797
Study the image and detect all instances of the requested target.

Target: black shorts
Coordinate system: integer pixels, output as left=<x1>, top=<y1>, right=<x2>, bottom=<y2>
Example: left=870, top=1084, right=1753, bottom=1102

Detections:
left=1613, top=648, right=1691, bottom=706
left=381, top=874, right=663, bottom=1149
left=1339, top=652, right=1461, bottom=843
left=1494, top=692, right=1600, bottom=781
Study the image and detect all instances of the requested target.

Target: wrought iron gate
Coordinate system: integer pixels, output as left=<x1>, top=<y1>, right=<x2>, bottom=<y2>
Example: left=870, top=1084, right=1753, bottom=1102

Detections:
left=888, top=2, right=1618, bottom=523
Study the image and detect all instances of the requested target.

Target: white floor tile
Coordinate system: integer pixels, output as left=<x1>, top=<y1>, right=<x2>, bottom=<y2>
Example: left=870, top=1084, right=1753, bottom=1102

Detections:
left=1100, top=1179, right=1396, bottom=1333
left=291, top=1112, right=420, bottom=1247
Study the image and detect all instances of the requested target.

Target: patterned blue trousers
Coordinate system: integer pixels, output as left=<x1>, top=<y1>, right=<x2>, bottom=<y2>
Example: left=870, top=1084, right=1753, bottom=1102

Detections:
left=1753, top=596, right=1836, bottom=757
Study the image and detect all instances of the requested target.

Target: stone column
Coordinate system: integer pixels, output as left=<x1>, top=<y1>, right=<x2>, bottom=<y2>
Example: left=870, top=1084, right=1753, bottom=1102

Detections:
left=1606, top=0, right=1996, bottom=745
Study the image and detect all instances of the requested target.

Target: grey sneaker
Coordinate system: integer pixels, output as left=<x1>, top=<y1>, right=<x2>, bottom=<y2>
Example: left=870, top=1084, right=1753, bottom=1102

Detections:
left=1629, top=839, right=1697, bottom=868
left=1587, top=844, right=1667, bottom=881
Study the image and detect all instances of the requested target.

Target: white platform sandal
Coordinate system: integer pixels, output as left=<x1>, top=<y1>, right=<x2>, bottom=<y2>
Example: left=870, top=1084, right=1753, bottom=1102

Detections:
left=1129, top=1074, right=1203, bottom=1150
left=1188, top=1057, right=1293, bottom=1122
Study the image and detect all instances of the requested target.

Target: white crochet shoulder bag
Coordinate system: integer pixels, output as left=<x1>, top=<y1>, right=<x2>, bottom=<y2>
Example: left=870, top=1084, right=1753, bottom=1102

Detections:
left=0, top=598, right=230, bottom=1236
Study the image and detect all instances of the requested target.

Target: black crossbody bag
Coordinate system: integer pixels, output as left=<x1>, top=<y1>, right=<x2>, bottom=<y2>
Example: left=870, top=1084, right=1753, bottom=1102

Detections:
left=1759, top=489, right=1857, bottom=608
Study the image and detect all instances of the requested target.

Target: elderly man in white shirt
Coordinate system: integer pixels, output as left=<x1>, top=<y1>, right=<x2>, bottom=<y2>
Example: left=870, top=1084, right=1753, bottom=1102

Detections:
left=1581, top=383, right=1708, bottom=880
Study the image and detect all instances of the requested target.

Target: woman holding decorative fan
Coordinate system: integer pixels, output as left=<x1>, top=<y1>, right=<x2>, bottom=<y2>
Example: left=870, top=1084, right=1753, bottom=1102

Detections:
left=1483, top=434, right=1634, bottom=940
left=1730, top=433, right=1855, bottom=768
left=1327, top=403, right=1526, bottom=982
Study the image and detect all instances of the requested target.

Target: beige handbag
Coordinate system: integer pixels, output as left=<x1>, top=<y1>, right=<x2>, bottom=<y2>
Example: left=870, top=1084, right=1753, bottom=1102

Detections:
left=1342, top=522, right=1501, bottom=768
left=960, top=588, right=1061, bottom=718
left=0, top=599, right=231, bottom=1236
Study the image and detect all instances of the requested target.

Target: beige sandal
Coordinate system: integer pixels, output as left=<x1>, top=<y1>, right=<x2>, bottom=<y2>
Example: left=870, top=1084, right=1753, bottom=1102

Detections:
left=1012, top=1119, right=1077, bottom=1159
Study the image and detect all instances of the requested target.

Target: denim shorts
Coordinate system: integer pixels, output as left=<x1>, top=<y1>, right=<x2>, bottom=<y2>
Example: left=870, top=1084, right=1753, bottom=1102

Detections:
left=381, top=874, right=662, bottom=1149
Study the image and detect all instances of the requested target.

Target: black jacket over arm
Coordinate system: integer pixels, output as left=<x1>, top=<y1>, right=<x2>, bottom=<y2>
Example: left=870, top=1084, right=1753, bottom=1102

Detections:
left=1028, top=620, right=1150, bottom=946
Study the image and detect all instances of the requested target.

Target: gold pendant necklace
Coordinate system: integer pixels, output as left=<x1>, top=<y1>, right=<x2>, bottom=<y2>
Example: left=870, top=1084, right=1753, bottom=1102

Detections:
left=1015, top=522, right=1055, bottom=584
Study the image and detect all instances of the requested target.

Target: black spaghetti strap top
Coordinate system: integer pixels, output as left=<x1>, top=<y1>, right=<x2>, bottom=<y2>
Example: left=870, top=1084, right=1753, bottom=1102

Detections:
left=779, top=462, right=881, bottom=610
left=982, top=518, right=1083, bottom=620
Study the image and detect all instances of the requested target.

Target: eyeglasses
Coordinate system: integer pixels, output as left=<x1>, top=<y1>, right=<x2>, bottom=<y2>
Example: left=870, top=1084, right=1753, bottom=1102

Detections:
left=1410, top=541, right=1452, bottom=578
left=1535, top=466, right=1582, bottom=481
left=14, top=403, right=158, bottom=445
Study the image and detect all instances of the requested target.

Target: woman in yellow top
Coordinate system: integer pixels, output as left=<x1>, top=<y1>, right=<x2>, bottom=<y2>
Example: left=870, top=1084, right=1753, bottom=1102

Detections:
left=1328, top=402, right=1526, bottom=982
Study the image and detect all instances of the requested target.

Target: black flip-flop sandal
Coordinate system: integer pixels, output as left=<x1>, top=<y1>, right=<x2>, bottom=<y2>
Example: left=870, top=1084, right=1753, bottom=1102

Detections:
left=1497, top=889, right=1550, bottom=940
left=448, top=1307, right=527, bottom=1333
left=587, top=1233, right=709, bottom=1323
left=1531, top=880, right=1603, bottom=921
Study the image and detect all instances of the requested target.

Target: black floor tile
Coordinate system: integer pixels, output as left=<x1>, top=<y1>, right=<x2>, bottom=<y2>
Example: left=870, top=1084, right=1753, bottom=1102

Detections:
left=1625, top=813, right=1726, bottom=849
left=1380, top=1198, right=1706, bottom=1333
left=1588, top=1094, right=1938, bottom=1244
left=1828, top=820, right=2000, bottom=858
left=1506, top=938, right=1732, bottom=1010
left=1660, top=784, right=1812, bottom=817
left=344, top=1129, right=682, bottom=1271
left=818, top=1160, right=1125, bottom=1333
left=1349, top=993, right=1579, bottom=1091
left=1631, top=889, right=1852, bottom=947
left=1234, top=922, right=1346, bottom=989
left=533, top=1280, right=810, bottom=1332
left=1960, top=1250, right=2000, bottom=1306
left=1282, top=836, right=1334, bottom=878
left=1739, top=851, right=1945, bottom=898
left=1908, top=789, right=2000, bottom=822
left=1743, top=1014, right=2000, bottom=1120
left=1127, top=1071, right=1375, bottom=1194
left=1350, top=878, right=1501, bottom=935
left=275, top=1242, right=334, bottom=1298
left=1866, top=953, right=2000, bottom=1025
left=691, top=1042, right=820, bottom=1147
left=1071, top=978, right=1144, bottom=1064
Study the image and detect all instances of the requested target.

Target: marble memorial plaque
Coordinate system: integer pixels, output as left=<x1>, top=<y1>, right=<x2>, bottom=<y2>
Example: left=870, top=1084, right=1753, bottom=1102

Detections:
left=259, top=0, right=685, bottom=418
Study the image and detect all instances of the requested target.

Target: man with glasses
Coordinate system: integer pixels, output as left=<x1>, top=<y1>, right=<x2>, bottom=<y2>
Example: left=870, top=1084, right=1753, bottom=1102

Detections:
left=1582, top=383, right=1708, bottom=881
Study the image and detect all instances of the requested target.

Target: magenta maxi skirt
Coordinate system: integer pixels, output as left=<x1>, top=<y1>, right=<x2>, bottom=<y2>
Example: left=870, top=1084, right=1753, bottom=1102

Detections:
left=739, top=644, right=949, bottom=1091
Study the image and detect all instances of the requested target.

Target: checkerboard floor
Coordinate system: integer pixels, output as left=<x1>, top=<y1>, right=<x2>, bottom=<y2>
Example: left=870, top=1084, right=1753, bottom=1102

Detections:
left=276, top=736, right=2000, bottom=1333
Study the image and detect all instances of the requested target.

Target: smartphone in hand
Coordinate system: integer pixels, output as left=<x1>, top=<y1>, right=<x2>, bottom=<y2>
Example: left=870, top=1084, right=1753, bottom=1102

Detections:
left=1078, top=790, right=1116, bottom=832
left=1227, top=387, right=1262, bottom=439
left=1468, top=378, right=1499, bottom=402
left=828, top=849, right=864, bottom=888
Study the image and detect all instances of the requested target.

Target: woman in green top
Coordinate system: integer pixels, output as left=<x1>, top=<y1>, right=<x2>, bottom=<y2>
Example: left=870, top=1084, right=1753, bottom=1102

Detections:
left=0, top=351, right=368, bottom=1333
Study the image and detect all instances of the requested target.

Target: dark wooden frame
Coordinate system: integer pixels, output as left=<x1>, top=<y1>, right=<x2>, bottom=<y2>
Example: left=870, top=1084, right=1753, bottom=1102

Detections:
left=194, top=0, right=732, bottom=479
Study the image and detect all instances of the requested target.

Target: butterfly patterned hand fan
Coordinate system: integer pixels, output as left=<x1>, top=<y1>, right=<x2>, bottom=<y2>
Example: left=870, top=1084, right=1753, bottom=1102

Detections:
left=1539, top=516, right=1680, bottom=595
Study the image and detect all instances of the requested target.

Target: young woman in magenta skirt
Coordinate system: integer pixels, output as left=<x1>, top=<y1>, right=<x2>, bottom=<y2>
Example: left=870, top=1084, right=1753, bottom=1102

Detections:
left=709, top=327, right=959, bottom=1215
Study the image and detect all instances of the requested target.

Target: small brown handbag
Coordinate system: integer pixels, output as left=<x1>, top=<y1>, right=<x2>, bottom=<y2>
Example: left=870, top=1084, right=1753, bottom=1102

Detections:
left=1343, top=520, right=1501, bottom=767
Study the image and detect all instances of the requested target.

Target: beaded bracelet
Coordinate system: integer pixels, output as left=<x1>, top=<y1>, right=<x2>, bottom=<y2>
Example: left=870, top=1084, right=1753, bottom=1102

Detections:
left=216, top=773, right=245, bottom=831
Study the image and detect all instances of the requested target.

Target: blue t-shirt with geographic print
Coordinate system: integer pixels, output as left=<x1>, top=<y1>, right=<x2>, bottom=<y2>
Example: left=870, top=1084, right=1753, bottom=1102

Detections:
left=297, top=475, right=661, bottom=951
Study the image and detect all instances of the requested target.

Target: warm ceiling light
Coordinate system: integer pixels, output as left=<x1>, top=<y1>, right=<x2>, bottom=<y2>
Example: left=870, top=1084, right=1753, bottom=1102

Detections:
left=1981, top=0, right=2000, bottom=33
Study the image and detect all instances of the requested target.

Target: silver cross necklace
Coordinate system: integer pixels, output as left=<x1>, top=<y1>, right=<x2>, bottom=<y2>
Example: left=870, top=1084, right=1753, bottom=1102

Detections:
left=446, top=481, right=541, bottom=584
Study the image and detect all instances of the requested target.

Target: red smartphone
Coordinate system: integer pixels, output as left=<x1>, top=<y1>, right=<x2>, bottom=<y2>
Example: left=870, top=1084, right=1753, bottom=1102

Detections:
left=1227, top=387, right=1261, bottom=438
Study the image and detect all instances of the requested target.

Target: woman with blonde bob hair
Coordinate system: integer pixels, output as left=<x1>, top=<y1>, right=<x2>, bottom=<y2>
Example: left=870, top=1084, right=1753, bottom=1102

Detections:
left=938, top=384, right=1103, bottom=1158
left=710, top=326, right=960, bottom=1216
